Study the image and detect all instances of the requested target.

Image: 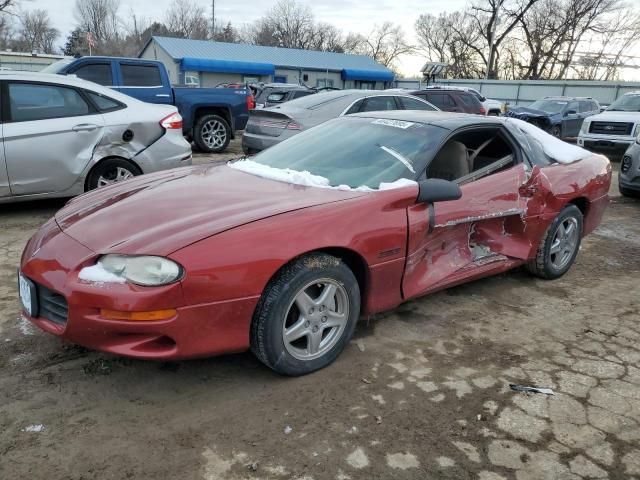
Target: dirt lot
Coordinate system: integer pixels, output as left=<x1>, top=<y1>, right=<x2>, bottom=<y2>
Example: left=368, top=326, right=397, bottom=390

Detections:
left=0, top=142, right=639, bottom=480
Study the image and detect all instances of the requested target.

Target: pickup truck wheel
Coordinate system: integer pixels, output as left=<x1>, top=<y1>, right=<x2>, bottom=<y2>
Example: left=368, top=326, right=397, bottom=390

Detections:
left=194, top=114, right=231, bottom=153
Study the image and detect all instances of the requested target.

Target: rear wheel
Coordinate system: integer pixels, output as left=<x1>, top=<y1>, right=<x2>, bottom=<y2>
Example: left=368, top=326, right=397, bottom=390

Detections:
left=194, top=114, right=231, bottom=153
left=250, top=253, right=360, bottom=376
left=86, top=158, right=141, bottom=191
left=527, top=205, right=583, bottom=279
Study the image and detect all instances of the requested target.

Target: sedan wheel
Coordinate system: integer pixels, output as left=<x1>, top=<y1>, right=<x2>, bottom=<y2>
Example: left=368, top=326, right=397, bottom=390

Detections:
left=97, top=166, right=135, bottom=187
left=251, top=253, right=360, bottom=376
left=527, top=204, right=583, bottom=279
left=283, top=279, right=349, bottom=361
left=86, top=158, right=142, bottom=191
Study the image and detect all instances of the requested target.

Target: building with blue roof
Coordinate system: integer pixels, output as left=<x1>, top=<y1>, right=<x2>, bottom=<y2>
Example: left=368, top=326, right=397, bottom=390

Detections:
left=139, top=36, right=395, bottom=90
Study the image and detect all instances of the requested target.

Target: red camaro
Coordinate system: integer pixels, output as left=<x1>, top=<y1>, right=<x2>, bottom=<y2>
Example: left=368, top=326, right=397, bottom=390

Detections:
left=19, top=112, right=611, bottom=375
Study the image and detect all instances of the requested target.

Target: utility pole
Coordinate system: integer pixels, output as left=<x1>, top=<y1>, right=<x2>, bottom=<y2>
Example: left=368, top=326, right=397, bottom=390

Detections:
left=211, top=0, right=215, bottom=40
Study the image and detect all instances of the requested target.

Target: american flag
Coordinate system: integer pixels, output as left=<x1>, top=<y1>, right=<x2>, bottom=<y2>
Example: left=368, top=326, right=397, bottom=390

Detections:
left=86, top=30, right=96, bottom=49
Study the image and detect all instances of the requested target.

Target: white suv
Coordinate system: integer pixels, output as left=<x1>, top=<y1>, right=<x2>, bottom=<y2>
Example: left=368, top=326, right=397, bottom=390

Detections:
left=578, top=91, right=640, bottom=155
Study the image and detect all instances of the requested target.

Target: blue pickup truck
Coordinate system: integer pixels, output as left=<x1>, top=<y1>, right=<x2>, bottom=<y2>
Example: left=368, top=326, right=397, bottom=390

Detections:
left=43, top=56, right=253, bottom=153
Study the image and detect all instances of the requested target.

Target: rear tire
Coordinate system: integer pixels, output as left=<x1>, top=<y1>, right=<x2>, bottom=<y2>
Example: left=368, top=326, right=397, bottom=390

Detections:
left=194, top=114, right=231, bottom=153
left=250, top=253, right=360, bottom=376
left=86, top=158, right=141, bottom=191
left=527, top=205, right=583, bottom=279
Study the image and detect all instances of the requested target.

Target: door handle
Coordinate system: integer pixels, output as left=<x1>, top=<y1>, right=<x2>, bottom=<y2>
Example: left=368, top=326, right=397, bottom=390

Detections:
left=72, top=124, right=98, bottom=132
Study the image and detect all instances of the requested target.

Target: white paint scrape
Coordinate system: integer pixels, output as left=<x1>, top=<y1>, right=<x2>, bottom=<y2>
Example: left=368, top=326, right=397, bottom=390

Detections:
left=228, top=159, right=417, bottom=192
left=78, top=264, right=125, bottom=284
left=508, top=118, right=591, bottom=164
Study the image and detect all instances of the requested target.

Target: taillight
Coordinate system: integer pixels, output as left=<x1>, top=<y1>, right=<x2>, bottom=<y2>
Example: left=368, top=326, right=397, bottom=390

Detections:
left=286, top=121, right=302, bottom=130
left=160, top=112, right=183, bottom=129
left=247, top=94, right=256, bottom=110
left=479, top=106, right=487, bottom=115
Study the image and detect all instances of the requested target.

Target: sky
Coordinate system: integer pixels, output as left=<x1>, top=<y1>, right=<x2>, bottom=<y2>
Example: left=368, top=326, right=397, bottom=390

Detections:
left=28, top=0, right=468, bottom=76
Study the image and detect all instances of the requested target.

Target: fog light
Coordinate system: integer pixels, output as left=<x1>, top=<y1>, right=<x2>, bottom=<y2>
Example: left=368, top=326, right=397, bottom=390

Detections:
left=100, top=309, right=177, bottom=321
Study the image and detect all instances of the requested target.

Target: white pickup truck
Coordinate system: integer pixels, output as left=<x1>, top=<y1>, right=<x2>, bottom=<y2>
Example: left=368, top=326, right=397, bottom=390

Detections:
left=578, top=91, right=640, bottom=156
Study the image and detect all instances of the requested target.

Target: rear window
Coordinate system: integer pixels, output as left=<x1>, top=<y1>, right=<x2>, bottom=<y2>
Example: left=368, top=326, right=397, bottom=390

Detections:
left=120, top=64, right=162, bottom=87
left=458, top=93, right=480, bottom=107
left=399, top=96, right=437, bottom=111
left=72, top=63, right=112, bottom=86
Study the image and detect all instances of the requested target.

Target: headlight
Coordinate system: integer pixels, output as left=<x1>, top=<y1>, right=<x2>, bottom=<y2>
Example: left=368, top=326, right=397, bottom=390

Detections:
left=580, top=120, right=591, bottom=134
left=98, top=255, right=183, bottom=286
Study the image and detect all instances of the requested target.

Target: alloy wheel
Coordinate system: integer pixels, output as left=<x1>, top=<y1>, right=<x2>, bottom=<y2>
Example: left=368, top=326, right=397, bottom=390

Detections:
left=282, top=279, right=349, bottom=361
left=97, top=166, right=135, bottom=187
left=201, top=120, right=227, bottom=149
left=550, top=217, right=579, bottom=270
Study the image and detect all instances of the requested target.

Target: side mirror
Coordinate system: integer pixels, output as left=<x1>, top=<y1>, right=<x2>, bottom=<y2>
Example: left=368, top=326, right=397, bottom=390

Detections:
left=417, top=179, right=462, bottom=204
left=565, top=109, right=577, bottom=116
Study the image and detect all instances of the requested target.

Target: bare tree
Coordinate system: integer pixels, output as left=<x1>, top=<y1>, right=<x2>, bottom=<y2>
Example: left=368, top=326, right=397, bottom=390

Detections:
left=17, top=9, right=59, bottom=53
left=74, top=0, right=121, bottom=53
left=356, top=22, right=413, bottom=71
left=165, top=0, right=209, bottom=40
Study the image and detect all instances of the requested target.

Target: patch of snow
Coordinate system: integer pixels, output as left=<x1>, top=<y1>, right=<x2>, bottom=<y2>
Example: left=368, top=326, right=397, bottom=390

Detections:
left=22, top=424, right=45, bottom=433
left=19, top=315, right=35, bottom=336
left=284, top=425, right=292, bottom=434
left=507, top=118, right=591, bottom=164
left=78, top=264, right=125, bottom=284
left=228, top=159, right=417, bottom=192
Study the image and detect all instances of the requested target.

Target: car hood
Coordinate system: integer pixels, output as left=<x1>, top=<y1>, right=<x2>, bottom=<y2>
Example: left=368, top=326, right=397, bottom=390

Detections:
left=588, top=111, right=640, bottom=122
left=507, top=106, right=555, bottom=119
left=55, top=164, right=366, bottom=255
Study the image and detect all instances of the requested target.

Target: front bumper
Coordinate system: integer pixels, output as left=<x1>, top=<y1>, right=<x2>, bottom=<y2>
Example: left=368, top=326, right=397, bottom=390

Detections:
left=619, top=142, right=640, bottom=192
left=578, top=135, right=634, bottom=152
left=134, top=130, right=192, bottom=174
left=20, top=220, right=257, bottom=360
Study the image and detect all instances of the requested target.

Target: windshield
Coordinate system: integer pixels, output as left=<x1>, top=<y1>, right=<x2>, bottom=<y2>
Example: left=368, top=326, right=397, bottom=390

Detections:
left=607, top=94, right=640, bottom=112
left=245, top=117, right=448, bottom=188
left=528, top=99, right=568, bottom=114
left=41, top=58, right=74, bottom=74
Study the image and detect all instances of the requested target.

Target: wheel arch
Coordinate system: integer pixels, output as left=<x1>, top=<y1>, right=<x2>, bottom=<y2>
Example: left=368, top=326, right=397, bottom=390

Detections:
left=84, top=156, right=142, bottom=192
left=567, top=196, right=589, bottom=217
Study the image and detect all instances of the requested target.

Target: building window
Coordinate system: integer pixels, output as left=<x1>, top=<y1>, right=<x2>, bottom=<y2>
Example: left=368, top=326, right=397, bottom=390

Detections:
left=273, top=75, right=288, bottom=83
left=358, top=81, right=376, bottom=90
left=316, top=78, right=334, bottom=88
left=243, top=76, right=260, bottom=84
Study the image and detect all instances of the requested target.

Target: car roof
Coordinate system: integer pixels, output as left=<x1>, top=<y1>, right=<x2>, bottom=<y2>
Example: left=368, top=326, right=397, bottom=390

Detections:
left=542, top=96, right=596, bottom=101
left=410, top=88, right=475, bottom=95
left=269, top=89, right=427, bottom=111
left=348, top=110, right=504, bottom=130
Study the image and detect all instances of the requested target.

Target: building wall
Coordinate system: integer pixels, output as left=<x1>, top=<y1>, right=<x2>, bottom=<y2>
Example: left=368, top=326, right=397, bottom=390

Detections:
left=0, top=52, right=65, bottom=72
left=395, top=78, right=640, bottom=106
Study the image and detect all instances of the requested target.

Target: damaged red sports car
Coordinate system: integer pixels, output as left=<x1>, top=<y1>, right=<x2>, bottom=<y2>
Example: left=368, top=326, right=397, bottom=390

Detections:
left=19, top=112, right=611, bottom=376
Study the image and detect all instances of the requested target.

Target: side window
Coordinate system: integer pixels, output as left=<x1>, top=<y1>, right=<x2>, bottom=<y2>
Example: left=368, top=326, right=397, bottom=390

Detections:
left=361, top=96, right=398, bottom=112
left=344, top=99, right=364, bottom=115
left=578, top=101, right=591, bottom=113
left=426, top=93, right=455, bottom=109
left=120, top=64, right=162, bottom=87
left=427, top=130, right=515, bottom=183
left=399, top=96, right=436, bottom=111
left=566, top=101, right=579, bottom=113
left=458, top=94, right=478, bottom=108
left=8, top=83, right=91, bottom=122
left=72, top=63, right=113, bottom=86
left=292, top=91, right=313, bottom=100
left=86, top=91, right=124, bottom=112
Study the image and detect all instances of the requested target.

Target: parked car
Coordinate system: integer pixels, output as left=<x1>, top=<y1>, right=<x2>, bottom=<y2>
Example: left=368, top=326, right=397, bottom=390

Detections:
left=242, top=89, right=438, bottom=153
left=20, top=112, right=611, bottom=375
left=0, top=72, right=191, bottom=203
left=577, top=91, right=640, bottom=158
left=253, top=83, right=317, bottom=109
left=426, top=85, right=502, bottom=115
left=619, top=140, right=640, bottom=197
left=506, top=96, right=600, bottom=139
left=406, top=88, right=486, bottom=115
left=42, top=57, right=254, bottom=153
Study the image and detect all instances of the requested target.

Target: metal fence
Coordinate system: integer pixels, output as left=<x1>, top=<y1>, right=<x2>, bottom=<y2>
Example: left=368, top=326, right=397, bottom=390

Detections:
left=394, top=78, right=640, bottom=106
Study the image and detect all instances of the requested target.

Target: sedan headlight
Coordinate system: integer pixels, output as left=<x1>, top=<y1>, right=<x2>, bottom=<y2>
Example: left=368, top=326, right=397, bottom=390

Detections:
left=98, top=255, right=183, bottom=286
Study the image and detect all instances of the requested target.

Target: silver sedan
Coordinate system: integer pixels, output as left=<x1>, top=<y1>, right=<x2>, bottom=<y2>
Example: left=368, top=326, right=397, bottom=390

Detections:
left=0, top=72, right=192, bottom=203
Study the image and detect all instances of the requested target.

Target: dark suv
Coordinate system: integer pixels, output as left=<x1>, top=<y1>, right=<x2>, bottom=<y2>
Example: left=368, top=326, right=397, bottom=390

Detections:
left=408, top=88, right=486, bottom=115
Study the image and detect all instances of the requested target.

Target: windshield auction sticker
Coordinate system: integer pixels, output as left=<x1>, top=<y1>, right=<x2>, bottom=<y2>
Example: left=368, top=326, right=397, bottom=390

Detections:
left=372, top=119, right=415, bottom=129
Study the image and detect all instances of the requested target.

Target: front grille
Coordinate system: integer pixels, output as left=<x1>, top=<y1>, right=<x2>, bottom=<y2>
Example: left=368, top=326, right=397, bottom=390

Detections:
left=621, top=155, right=633, bottom=174
left=37, top=283, right=68, bottom=326
left=589, top=121, right=633, bottom=135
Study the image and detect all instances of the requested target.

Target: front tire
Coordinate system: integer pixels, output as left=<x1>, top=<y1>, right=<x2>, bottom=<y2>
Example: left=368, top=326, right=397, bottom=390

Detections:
left=194, top=114, right=231, bottom=153
left=527, top=205, right=583, bottom=279
left=250, top=253, right=360, bottom=376
left=86, top=158, right=141, bottom=191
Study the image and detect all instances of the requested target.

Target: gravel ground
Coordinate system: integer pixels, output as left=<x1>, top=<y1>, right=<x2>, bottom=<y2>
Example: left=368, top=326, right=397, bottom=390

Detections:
left=0, top=141, right=639, bottom=480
